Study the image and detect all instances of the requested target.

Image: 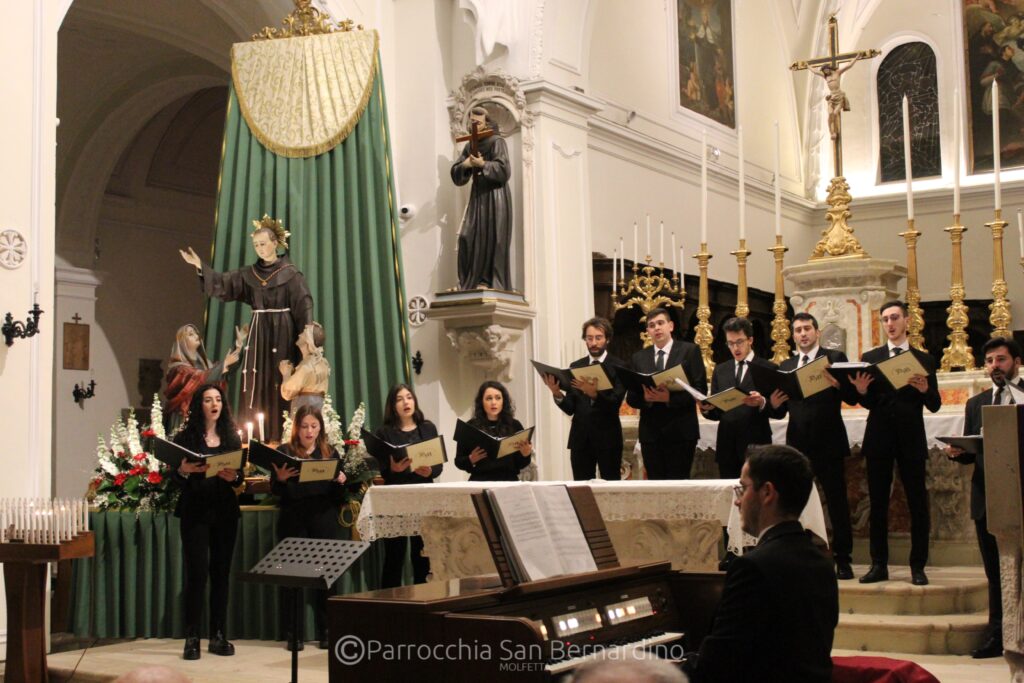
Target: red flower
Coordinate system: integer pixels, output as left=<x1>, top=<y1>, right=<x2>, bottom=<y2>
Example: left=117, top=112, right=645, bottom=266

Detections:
left=132, top=453, right=147, bottom=461
left=147, top=472, right=162, bottom=485
left=344, top=439, right=361, bottom=446
left=129, top=466, right=145, bottom=476
left=114, top=473, right=127, bottom=486
left=115, top=451, right=125, bottom=459
left=141, top=429, right=156, bottom=438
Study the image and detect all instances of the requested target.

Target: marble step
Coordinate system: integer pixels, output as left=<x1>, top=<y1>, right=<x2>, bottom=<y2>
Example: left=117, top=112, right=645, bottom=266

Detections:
left=834, top=612, right=989, bottom=656
left=838, top=565, right=988, bottom=616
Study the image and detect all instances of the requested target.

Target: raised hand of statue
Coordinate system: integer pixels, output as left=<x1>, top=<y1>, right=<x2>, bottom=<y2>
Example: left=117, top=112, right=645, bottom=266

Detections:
left=179, top=247, right=202, bottom=270
left=223, top=347, right=240, bottom=371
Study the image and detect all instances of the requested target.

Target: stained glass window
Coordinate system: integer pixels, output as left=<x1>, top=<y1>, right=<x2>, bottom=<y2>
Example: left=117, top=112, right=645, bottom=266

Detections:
left=877, top=42, right=941, bottom=182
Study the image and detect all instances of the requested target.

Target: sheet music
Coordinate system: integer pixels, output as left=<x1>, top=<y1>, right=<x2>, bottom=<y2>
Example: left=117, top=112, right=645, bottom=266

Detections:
left=532, top=486, right=597, bottom=575
left=487, top=486, right=563, bottom=581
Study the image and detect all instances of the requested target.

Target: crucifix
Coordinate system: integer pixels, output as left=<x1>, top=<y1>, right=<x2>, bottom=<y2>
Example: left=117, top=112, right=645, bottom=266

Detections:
left=790, top=16, right=880, bottom=179
left=454, top=118, right=494, bottom=176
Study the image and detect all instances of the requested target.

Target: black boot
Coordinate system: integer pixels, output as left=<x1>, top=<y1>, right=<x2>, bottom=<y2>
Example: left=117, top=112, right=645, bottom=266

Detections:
left=285, top=632, right=305, bottom=652
left=183, top=629, right=200, bottom=660
left=208, top=628, right=235, bottom=656
left=318, top=628, right=329, bottom=650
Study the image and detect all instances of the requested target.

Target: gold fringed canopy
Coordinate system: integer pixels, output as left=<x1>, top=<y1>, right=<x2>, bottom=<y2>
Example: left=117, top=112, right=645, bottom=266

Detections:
left=230, top=29, right=379, bottom=158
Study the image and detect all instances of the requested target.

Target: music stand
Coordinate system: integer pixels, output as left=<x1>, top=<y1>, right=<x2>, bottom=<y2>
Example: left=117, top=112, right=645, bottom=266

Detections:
left=239, top=537, right=369, bottom=683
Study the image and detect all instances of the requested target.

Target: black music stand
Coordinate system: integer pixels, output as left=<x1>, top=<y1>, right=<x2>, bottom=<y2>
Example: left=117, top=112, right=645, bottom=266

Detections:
left=239, top=537, right=369, bottom=683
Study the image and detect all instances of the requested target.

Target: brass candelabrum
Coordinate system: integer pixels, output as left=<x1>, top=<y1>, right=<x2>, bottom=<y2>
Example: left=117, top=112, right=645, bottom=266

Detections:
left=693, top=244, right=714, bottom=382
left=611, top=255, right=685, bottom=348
left=940, top=215, right=975, bottom=371
left=899, top=218, right=926, bottom=351
left=732, top=239, right=750, bottom=318
left=988, top=209, right=1012, bottom=339
left=768, top=235, right=790, bottom=364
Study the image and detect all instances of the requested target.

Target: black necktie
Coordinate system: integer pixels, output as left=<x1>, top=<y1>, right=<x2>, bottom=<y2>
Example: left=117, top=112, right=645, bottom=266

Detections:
left=591, top=358, right=601, bottom=366
left=735, top=360, right=745, bottom=385
left=892, top=347, right=903, bottom=357
left=801, top=354, right=810, bottom=367
left=995, top=386, right=1005, bottom=405
left=655, top=350, right=666, bottom=371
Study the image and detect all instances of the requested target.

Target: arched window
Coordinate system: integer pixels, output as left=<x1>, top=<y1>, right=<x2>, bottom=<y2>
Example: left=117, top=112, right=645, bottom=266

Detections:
left=877, top=42, right=941, bottom=182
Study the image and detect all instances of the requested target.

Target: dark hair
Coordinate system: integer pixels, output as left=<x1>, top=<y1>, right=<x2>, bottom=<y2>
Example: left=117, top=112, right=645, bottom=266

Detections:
left=879, top=301, right=908, bottom=317
left=252, top=226, right=280, bottom=244
left=473, top=380, right=516, bottom=428
left=581, top=317, right=613, bottom=341
left=982, top=336, right=1023, bottom=360
left=746, top=445, right=814, bottom=517
left=722, top=316, right=753, bottom=338
left=289, top=405, right=333, bottom=459
left=179, top=383, right=241, bottom=450
left=647, top=308, right=672, bottom=325
left=469, top=106, right=500, bottom=135
left=791, top=312, right=819, bottom=330
left=382, top=383, right=425, bottom=428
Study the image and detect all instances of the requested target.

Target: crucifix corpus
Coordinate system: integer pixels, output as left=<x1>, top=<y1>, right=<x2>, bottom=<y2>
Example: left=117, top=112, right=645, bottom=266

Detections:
left=791, top=16, right=880, bottom=259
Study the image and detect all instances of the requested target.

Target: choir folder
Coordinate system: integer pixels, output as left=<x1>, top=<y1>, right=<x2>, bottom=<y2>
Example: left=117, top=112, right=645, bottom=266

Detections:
left=360, top=429, right=448, bottom=469
left=530, top=360, right=613, bottom=392
left=828, top=352, right=927, bottom=391
left=153, top=437, right=246, bottom=479
left=453, top=419, right=534, bottom=459
left=748, top=355, right=832, bottom=400
left=617, top=364, right=691, bottom=393
left=246, top=440, right=341, bottom=483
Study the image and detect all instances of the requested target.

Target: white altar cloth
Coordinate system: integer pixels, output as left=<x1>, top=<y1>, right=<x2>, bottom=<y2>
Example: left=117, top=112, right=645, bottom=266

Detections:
left=356, top=480, right=827, bottom=555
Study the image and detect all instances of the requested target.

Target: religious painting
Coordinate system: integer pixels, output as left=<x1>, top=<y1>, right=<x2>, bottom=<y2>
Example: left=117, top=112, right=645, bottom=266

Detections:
left=962, top=1, right=1024, bottom=173
left=676, top=0, right=735, bottom=128
left=62, top=322, right=89, bottom=370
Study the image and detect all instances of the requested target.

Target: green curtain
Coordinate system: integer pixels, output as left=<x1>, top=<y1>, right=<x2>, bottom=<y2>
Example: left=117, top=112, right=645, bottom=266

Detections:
left=69, top=509, right=399, bottom=639
left=204, top=55, right=410, bottom=428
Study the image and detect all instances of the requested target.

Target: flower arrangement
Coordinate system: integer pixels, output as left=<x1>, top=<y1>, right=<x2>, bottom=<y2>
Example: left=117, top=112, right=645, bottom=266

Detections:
left=89, top=394, right=179, bottom=512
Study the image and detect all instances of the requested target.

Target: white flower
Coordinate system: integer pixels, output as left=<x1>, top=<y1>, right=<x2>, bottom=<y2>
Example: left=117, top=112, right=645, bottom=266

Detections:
left=150, top=394, right=167, bottom=441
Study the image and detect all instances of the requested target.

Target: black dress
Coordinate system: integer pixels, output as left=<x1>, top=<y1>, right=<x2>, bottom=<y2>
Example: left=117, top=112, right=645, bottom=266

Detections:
left=272, top=443, right=344, bottom=641
left=454, top=417, right=531, bottom=482
left=171, top=431, right=243, bottom=639
left=374, top=421, right=442, bottom=587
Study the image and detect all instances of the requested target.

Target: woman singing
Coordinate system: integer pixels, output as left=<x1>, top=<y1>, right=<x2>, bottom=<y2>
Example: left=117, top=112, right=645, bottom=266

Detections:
left=172, top=383, right=243, bottom=661
left=272, top=405, right=347, bottom=651
left=374, top=384, right=443, bottom=587
left=455, top=380, right=533, bottom=481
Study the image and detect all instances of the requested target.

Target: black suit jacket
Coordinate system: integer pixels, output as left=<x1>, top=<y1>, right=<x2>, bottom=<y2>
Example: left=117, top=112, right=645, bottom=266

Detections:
left=556, top=354, right=626, bottom=449
left=954, top=379, right=1024, bottom=520
left=625, top=339, right=706, bottom=443
left=859, top=346, right=941, bottom=459
left=704, top=356, right=782, bottom=467
left=692, top=520, right=838, bottom=683
left=775, top=348, right=858, bottom=460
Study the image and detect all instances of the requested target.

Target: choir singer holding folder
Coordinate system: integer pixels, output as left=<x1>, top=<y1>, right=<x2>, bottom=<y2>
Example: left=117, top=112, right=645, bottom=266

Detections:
left=541, top=317, right=626, bottom=480
left=625, top=308, right=706, bottom=480
left=455, top=381, right=533, bottom=481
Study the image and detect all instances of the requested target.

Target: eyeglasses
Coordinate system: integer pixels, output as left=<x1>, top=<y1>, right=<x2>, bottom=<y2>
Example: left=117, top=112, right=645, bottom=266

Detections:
left=732, top=482, right=748, bottom=498
left=725, top=339, right=750, bottom=348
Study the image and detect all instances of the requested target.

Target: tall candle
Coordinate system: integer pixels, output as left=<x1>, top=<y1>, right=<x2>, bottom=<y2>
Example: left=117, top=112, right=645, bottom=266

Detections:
left=773, top=121, right=782, bottom=235
left=903, top=95, right=914, bottom=220
left=1018, top=209, right=1023, bottom=259
left=646, top=214, right=651, bottom=259
left=619, top=237, right=624, bottom=281
left=612, top=249, right=617, bottom=286
left=953, top=87, right=961, bottom=216
left=257, top=413, right=265, bottom=442
left=659, top=221, right=665, bottom=264
left=672, top=233, right=677, bottom=274
left=994, top=79, right=1002, bottom=210
left=679, top=246, right=685, bottom=280
left=246, top=422, right=253, bottom=444
left=738, top=125, right=745, bottom=239
left=633, top=222, right=638, bottom=265
left=701, top=130, right=708, bottom=243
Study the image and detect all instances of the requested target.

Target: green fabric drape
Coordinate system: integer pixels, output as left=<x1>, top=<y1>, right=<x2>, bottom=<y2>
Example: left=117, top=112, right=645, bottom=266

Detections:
left=69, top=509, right=395, bottom=639
left=205, top=55, right=410, bottom=427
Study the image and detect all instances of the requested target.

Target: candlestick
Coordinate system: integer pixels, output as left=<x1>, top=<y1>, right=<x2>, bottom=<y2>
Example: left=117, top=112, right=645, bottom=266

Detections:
left=732, top=239, right=750, bottom=318
left=953, top=87, right=961, bottom=216
left=693, top=244, right=714, bottom=381
left=941, top=213, right=975, bottom=371
left=701, top=130, right=708, bottom=243
left=903, top=95, right=914, bottom=220
left=768, top=235, right=790, bottom=363
left=988, top=209, right=1012, bottom=339
left=994, top=80, right=1002, bottom=210
left=900, top=219, right=925, bottom=350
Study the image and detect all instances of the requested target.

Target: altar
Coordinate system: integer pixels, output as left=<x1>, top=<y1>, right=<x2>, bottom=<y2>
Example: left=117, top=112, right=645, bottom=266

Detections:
left=355, top=480, right=826, bottom=581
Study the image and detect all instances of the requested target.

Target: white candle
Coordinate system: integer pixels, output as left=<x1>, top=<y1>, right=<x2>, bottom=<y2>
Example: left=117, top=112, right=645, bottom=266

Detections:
left=612, top=249, right=617, bottom=287
left=738, top=125, right=745, bottom=240
left=903, top=95, right=914, bottom=220
left=237, top=429, right=243, bottom=445
left=646, top=214, right=651, bottom=259
left=619, top=237, right=624, bottom=282
left=672, top=233, right=677, bottom=273
left=994, top=79, right=1002, bottom=210
left=257, top=413, right=265, bottom=442
left=633, top=222, right=638, bottom=265
left=954, top=87, right=961, bottom=216
left=679, top=246, right=685, bottom=280
left=774, top=121, right=782, bottom=236
left=246, top=422, right=253, bottom=444
left=1018, top=209, right=1023, bottom=259
left=659, top=221, right=664, bottom=265
left=701, top=130, right=708, bottom=243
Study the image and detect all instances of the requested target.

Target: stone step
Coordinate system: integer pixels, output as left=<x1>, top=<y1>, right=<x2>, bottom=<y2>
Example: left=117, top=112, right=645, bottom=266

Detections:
left=834, top=612, right=989, bottom=656
left=839, top=565, right=988, bottom=616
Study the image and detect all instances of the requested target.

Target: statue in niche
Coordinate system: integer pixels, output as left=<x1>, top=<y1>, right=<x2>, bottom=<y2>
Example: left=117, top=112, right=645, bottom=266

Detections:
left=179, top=215, right=313, bottom=441
left=451, top=106, right=513, bottom=291
left=279, top=321, right=331, bottom=417
left=163, top=324, right=240, bottom=434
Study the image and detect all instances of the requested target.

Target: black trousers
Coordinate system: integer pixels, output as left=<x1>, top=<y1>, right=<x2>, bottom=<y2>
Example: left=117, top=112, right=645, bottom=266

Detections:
left=976, top=516, right=1002, bottom=631
left=570, top=439, right=623, bottom=481
left=180, top=515, right=238, bottom=636
left=807, top=453, right=852, bottom=564
left=866, top=452, right=929, bottom=568
left=381, top=535, right=429, bottom=588
left=641, top=438, right=697, bottom=480
left=278, top=506, right=340, bottom=639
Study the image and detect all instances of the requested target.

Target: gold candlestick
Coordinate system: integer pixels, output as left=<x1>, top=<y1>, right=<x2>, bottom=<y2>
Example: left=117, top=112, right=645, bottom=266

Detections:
left=693, top=244, right=714, bottom=382
left=732, top=239, right=750, bottom=318
left=988, top=209, right=1012, bottom=339
left=768, top=235, right=790, bottom=364
left=899, top=218, right=926, bottom=351
left=612, top=256, right=684, bottom=347
left=940, top=215, right=975, bottom=371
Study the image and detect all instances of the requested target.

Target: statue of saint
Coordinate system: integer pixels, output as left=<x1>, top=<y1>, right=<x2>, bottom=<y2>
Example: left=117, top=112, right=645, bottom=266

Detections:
left=279, top=321, right=331, bottom=417
left=451, top=107, right=513, bottom=291
left=163, top=323, right=240, bottom=434
left=179, top=215, right=313, bottom=441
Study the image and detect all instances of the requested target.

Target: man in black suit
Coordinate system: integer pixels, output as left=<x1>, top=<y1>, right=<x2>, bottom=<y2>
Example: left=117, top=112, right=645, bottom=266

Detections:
left=769, top=312, right=858, bottom=580
left=543, top=317, right=626, bottom=480
left=686, top=445, right=839, bottom=683
left=700, top=317, right=778, bottom=480
left=625, top=307, right=706, bottom=479
left=853, top=301, right=941, bottom=586
left=947, top=337, right=1022, bottom=658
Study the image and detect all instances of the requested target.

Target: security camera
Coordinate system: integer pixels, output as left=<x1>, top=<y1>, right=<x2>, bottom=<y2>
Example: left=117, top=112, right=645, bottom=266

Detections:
left=399, top=204, right=417, bottom=221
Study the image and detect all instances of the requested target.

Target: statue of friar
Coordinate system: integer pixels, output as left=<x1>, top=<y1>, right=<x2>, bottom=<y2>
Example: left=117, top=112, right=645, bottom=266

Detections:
left=451, top=106, right=513, bottom=291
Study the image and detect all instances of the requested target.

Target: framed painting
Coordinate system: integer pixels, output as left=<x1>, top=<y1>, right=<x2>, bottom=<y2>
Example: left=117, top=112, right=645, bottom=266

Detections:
left=677, top=0, right=735, bottom=129
left=962, top=1, right=1024, bottom=173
